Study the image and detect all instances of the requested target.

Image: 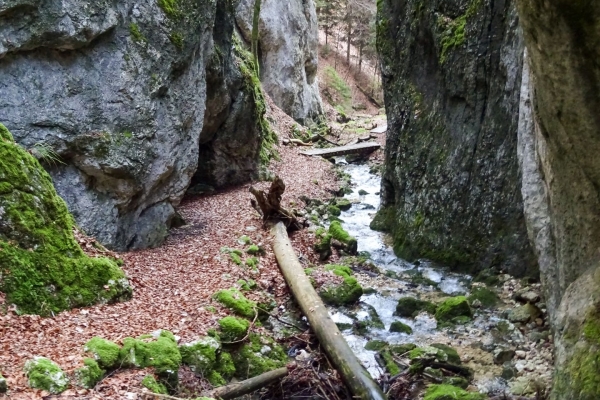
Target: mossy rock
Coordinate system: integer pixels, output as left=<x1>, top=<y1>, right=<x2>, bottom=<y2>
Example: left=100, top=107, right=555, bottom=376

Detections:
left=365, top=340, right=388, bottom=351
left=246, top=245, right=264, bottom=255
left=120, top=330, right=181, bottom=382
left=231, top=334, right=288, bottom=379
left=336, top=198, right=352, bottom=211
left=379, top=349, right=401, bottom=375
left=24, top=356, right=69, bottom=394
left=390, top=321, right=413, bottom=334
left=207, top=370, right=226, bottom=386
left=389, top=343, right=417, bottom=355
left=435, top=296, right=473, bottom=324
left=507, top=303, right=541, bottom=323
left=467, top=287, right=498, bottom=308
left=179, top=336, right=220, bottom=374
left=84, top=337, right=121, bottom=369
left=75, top=358, right=104, bottom=389
left=218, top=316, right=250, bottom=342
left=328, top=221, right=357, bottom=254
left=328, top=205, right=342, bottom=217
left=213, top=289, right=256, bottom=318
left=395, top=297, right=436, bottom=318
left=423, top=384, right=485, bottom=400
left=319, top=276, right=363, bottom=306
left=0, top=126, right=131, bottom=315
left=215, top=352, right=236, bottom=381
left=314, top=233, right=332, bottom=261
left=142, top=375, right=168, bottom=394
left=430, top=343, right=461, bottom=365
left=409, top=346, right=449, bottom=362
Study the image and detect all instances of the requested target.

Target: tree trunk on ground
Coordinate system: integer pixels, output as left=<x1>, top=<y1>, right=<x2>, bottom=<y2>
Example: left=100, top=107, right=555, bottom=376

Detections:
left=212, top=367, right=289, bottom=399
left=271, top=222, right=387, bottom=400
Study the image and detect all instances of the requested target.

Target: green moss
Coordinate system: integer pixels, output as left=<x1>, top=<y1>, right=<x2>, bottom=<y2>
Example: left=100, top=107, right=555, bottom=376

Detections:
left=325, top=264, right=353, bottom=278
left=207, top=370, right=226, bottom=386
left=129, top=23, right=146, bottom=43
left=390, top=321, right=413, bottom=334
left=24, top=357, right=69, bottom=394
left=314, top=233, right=332, bottom=260
left=179, top=336, right=220, bottom=374
left=365, top=340, right=388, bottom=351
left=468, top=287, right=498, bottom=308
left=237, top=279, right=257, bottom=291
left=389, top=343, right=417, bottom=356
left=322, top=66, right=352, bottom=112
left=424, top=384, right=485, bottom=400
left=0, top=125, right=131, bottom=316
left=218, top=316, right=250, bottom=342
left=328, top=205, right=342, bottom=217
left=214, top=289, right=256, bottom=318
left=328, top=221, right=357, bottom=254
left=319, top=268, right=363, bottom=306
left=336, top=198, right=352, bottom=211
left=238, top=235, right=252, bottom=245
left=169, top=32, right=184, bottom=50
left=119, top=331, right=181, bottom=381
left=231, top=334, right=288, bottom=379
left=84, top=337, right=121, bottom=369
left=443, top=377, right=469, bottom=389
left=435, top=297, right=473, bottom=324
left=215, top=352, right=236, bottom=381
left=395, top=297, right=437, bottom=318
left=437, top=0, right=482, bottom=64
left=157, top=0, right=180, bottom=19
left=430, top=344, right=461, bottom=365
left=142, top=375, right=168, bottom=394
left=74, top=358, right=104, bottom=389
left=379, top=349, right=401, bottom=375
left=246, top=245, right=263, bottom=255
left=229, top=252, right=242, bottom=265
left=245, top=257, right=259, bottom=269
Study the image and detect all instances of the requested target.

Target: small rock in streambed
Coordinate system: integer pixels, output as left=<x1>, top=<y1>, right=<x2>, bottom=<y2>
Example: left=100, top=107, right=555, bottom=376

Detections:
left=493, top=347, right=516, bottom=365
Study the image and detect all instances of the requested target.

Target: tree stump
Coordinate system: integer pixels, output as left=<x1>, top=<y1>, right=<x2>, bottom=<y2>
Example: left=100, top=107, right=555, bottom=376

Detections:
left=249, top=176, right=303, bottom=230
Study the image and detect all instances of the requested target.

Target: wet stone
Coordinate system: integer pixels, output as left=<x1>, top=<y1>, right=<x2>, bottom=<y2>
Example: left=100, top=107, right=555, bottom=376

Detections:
left=493, top=348, right=515, bottom=365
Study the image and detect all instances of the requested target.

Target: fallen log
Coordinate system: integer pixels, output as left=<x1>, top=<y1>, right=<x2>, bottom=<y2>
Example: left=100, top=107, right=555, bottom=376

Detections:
left=271, top=221, right=387, bottom=400
left=211, top=366, right=289, bottom=399
left=139, top=367, right=289, bottom=400
left=249, top=177, right=302, bottom=230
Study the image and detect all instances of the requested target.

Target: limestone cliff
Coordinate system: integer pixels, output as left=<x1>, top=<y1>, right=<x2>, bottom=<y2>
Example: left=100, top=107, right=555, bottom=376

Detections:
left=0, top=0, right=272, bottom=250
left=374, top=0, right=537, bottom=276
left=0, top=124, right=131, bottom=315
left=515, top=1, right=600, bottom=398
left=236, top=0, right=323, bottom=124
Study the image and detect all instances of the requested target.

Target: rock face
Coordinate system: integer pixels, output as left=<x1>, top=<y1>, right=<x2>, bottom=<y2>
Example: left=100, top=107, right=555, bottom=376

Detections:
left=0, top=124, right=131, bottom=315
left=0, top=0, right=271, bottom=250
left=236, top=0, right=323, bottom=124
left=374, top=0, right=537, bottom=276
left=515, top=1, right=600, bottom=398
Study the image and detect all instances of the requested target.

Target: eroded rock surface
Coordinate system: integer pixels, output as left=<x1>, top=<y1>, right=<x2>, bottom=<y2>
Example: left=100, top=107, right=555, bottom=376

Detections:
left=0, top=0, right=269, bottom=250
left=374, top=0, right=536, bottom=276
left=236, top=0, right=323, bottom=123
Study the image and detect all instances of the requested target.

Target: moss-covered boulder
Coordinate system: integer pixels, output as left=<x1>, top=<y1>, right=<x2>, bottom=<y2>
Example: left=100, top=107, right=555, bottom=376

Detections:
left=435, top=296, right=473, bottom=324
left=424, top=384, right=485, bottom=400
left=467, top=287, right=498, bottom=308
left=336, top=198, right=352, bottom=211
left=141, top=375, right=168, bottom=394
left=218, top=316, right=249, bottom=342
left=215, top=352, right=236, bottom=381
left=319, top=265, right=363, bottom=306
left=179, top=336, right=220, bottom=374
left=24, top=356, right=69, bottom=394
left=329, top=221, right=357, bottom=254
left=119, top=330, right=181, bottom=382
left=395, top=297, right=437, bottom=318
left=314, top=232, right=333, bottom=261
left=0, top=124, right=131, bottom=315
left=430, top=343, right=461, bottom=365
left=390, top=321, right=413, bottom=334
left=213, top=289, right=256, bottom=318
left=84, top=337, right=121, bottom=369
left=74, top=358, right=104, bottom=389
left=231, top=334, right=288, bottom=379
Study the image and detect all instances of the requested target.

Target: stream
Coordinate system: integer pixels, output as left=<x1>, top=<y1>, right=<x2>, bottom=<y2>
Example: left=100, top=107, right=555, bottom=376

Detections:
left=326, top=161, right=524, bottom=394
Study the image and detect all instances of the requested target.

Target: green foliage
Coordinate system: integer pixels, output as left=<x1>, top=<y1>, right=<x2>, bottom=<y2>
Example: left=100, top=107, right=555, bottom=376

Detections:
left=213, top=289, right=256, bottom=318
left=142, top=375, right=168, bottom=394
left=24, top=357, right=69, bottom=394
left=129, top=23, right=146, bottom=43
left=84, top=337, right=121, bottom=369
left=323, top=66, right=352, bottom=112
left=75, top=359, right=104, bottom=389
left=169, top=32, right=184, bottom=49
left=389, top=321, right=413, bottom=334
left=157, top=0, right=180, bottom=19
left=435, top=297, right=473, bottom=325
left=218, top=316, right=250, bottom=342
left=424, top=384, right=485, bottom=400
left=28, top=142, right=64, bottom=166
left=395, top=297, right=437, bottom=318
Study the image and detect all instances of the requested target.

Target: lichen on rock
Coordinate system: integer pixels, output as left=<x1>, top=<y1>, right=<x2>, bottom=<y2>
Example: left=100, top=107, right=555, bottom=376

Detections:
left=0, top=124, right=131, bottom=315
left=24, top=356, right=69, bottom=394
